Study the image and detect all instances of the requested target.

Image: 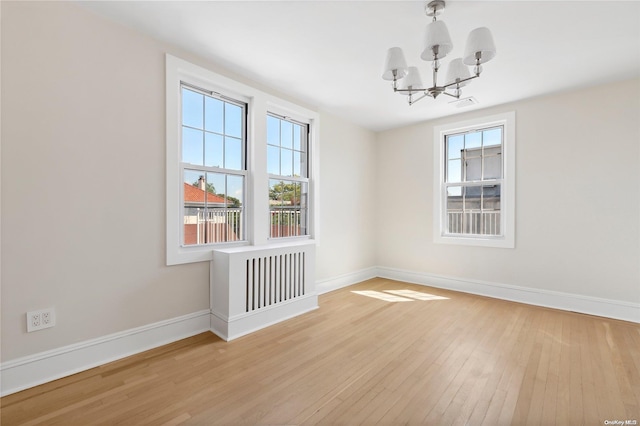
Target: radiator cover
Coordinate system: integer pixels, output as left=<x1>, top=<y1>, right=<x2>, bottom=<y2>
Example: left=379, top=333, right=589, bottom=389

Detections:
left=210, top=241, right=317, bottom=340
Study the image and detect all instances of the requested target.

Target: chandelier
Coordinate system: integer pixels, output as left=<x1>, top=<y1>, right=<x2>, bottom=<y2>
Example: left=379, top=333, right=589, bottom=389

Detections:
left=382, top=0, right=496, bottom=105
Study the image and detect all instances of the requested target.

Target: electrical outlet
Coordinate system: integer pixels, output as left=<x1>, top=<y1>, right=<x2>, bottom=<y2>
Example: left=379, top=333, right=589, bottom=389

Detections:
left=27, top=308, right=56, bottom=332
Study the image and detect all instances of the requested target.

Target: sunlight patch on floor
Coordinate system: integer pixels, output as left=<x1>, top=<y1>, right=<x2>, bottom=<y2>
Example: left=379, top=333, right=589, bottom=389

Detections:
left=351, top=290, right=413, bottom=302
left=385, top=289, right=449, bottom=301
left=351, top=289, right=450, bottom=302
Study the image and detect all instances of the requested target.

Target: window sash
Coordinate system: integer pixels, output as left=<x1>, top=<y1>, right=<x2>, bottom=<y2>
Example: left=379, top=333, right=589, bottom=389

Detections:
left=267, top=114, right=310, bottom=239
left=443, top=182, right=502, bottom=237
left=442, top=125, right=504, bottom=238
left=180, top=83, right=248, bottom=246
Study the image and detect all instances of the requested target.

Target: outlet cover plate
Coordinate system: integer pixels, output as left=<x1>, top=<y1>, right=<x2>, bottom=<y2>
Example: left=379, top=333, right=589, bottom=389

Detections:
left=27, top=308, right=56, bottom=332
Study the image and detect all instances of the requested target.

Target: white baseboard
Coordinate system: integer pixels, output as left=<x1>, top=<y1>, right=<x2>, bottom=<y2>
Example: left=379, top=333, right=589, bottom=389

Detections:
left=315, top=267, right=378, bottom=295
left=0, top=310, right=211, bottom=397
left=210, top=294, right=318, bottom=341
left=377, top=266, right=640, bottom=324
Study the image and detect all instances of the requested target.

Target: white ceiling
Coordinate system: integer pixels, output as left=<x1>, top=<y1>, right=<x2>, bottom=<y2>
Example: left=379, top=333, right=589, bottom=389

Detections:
left=79, top=1, right=640, bottom=132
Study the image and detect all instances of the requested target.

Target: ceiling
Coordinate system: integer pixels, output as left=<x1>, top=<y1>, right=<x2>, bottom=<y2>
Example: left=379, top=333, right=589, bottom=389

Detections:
left=78, top=1, right=640, bottom=132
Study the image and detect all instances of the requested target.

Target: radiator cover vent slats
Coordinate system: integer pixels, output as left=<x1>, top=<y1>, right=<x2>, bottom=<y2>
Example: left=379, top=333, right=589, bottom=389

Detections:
left=246, top=252, right=306, bottom=312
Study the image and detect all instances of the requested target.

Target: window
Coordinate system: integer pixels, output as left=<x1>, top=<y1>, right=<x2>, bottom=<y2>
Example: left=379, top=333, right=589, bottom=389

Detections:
left=433, top=112, right=515, bottom=248
left=181, top=85, right=246, bottom=245
left=267, top=114, right=309, bottom=238
left=166, top=54, right=319, bottom=265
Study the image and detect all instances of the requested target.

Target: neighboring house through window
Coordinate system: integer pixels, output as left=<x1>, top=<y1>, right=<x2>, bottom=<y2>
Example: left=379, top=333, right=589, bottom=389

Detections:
left=433, top=112, right=515, bottom=248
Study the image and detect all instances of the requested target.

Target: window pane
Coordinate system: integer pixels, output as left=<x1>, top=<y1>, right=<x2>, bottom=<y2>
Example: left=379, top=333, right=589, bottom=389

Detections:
left=281, top=148, right=293, bottom=176
left=447, top=159, right=462, bottom=183
left=183, top=169, right=205, bottom=246
left=204, top=133, right=223, bottom=168
left=482, top=185, right=501, bottom=210
left=465, top=157, right=482, bottom=181
left=182, top=127, right=203, bottom=165
left=269, top=179, right=307, bottom=238
left=202, top=172, right=243, bottom=243
left=269, top=179, right=284, bottom=206
left=206, top=173, right=225, bottom=201
left=182, top=89, right=203, bottom=129
left=204, top=97, right=223, bottom=134
left=465, top=132, right=482, bottom=150
left=447, top=186, right=462, bottom=207
left=225, top=103, right=242, bottom=138
left=267, top=115, right=280, bottom=146
left=446, top=186, right=463, bottom=234
left=483, top=155, right=502, bottom=179
left=281, top=120, right=293, bottom=149
left=482, top=185, right=501, bottom=235
left=226, top=175, right=244, bottom=241
left=464, top=186, right=481, bottom=210
left=224, top=136, right=242, bottom=170
left=227, top=175, right=244, bottom=208
left=447, top=134, right=464, bottom=160
left=483, top=127, right=502, bottom=147
left=267, top=145, right=280, bottom=175
left=447, top=186, right=462, bottom=197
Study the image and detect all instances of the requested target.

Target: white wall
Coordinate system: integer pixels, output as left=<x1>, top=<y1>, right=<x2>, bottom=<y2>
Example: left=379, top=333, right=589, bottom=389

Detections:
left=376, top=79, right=640, bottom=304
left=316, top=112, right=377, bottom=282
left=0, top=1, right=377, bottom=363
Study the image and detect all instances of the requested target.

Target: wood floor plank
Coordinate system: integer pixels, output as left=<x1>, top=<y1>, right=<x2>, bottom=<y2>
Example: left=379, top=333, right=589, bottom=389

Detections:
left=2, top=278, right=639, bottom=425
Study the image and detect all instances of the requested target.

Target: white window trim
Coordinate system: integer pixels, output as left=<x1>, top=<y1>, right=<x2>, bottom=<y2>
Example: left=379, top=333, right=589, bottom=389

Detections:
left=166, top=54, right=320, bottom=265
left=433, top=111, right=516, bottom=248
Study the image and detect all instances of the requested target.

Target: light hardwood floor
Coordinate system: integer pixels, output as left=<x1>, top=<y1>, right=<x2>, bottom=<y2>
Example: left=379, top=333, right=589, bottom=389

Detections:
left=2, top=278, right=639, bottom=425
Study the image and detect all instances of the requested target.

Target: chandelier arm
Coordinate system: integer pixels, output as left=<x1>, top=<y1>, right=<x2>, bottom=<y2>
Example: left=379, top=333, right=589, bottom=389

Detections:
left=394, top=87, right=430, bottom=94
left=442, top=91, right=460, bottom=99
left=441, top=74, right=479, bottom=90
left=408, top=92, right=431, bottom=106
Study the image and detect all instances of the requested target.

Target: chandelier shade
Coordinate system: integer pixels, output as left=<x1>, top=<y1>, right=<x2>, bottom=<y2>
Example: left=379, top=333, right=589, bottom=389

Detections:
left=398, top=67, right=424, bottom=95
left=446, top=58, right=471, bottom=87
left=463, top=27, right=497, bottom=65
left=382, top=47, right=409, bottom=81
left=420, top=20, right=453, bottom=61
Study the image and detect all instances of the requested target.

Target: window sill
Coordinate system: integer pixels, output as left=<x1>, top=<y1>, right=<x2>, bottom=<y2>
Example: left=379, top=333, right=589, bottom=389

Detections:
left=434, top=234, right=514, bottom=249
left=167, top=239, right=316, bottom=265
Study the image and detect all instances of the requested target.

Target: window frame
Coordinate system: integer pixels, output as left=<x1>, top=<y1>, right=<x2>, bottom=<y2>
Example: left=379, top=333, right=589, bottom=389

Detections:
left=180, top=84, right=248, bottom=246
left=166, top=54, right=319, bottom=265
left=267, top=113, right=311, bottom=240
left=433, top=112, right=516, bottom=248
